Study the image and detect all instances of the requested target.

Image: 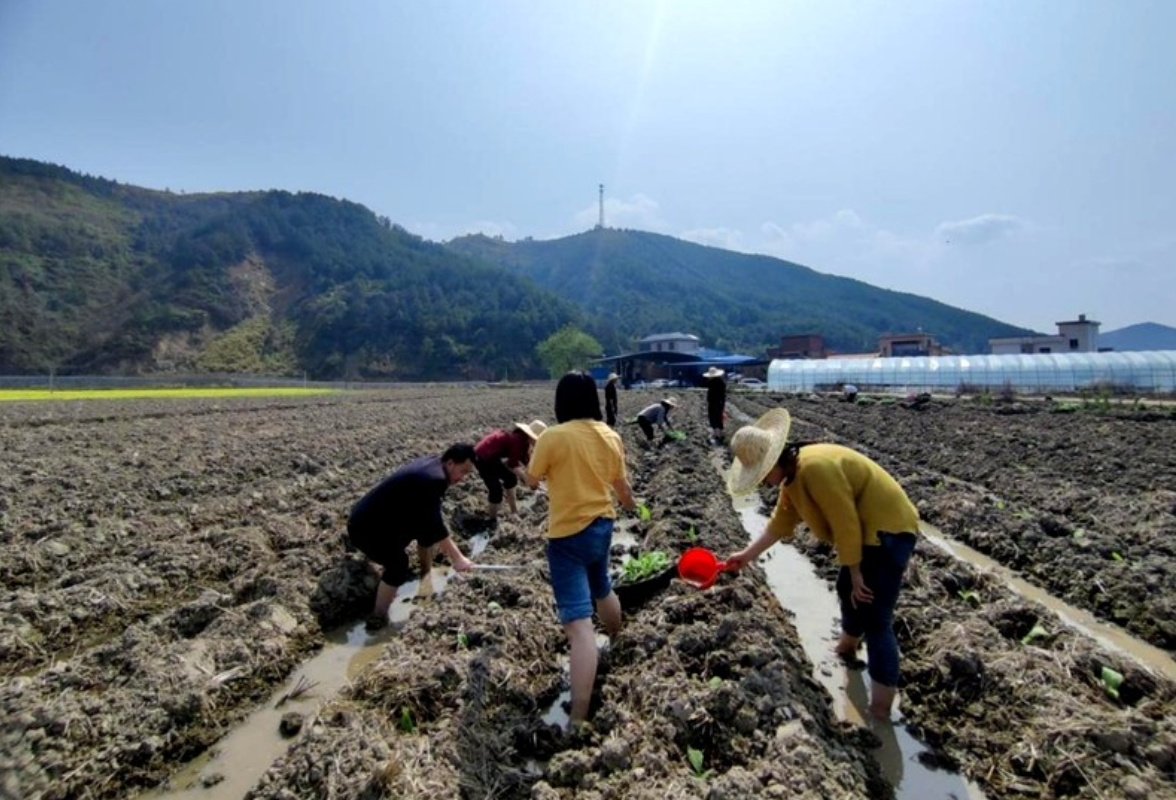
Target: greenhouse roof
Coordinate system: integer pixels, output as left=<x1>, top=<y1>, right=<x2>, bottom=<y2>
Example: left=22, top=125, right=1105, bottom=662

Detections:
left=767, top=350, right=1176, bottom=393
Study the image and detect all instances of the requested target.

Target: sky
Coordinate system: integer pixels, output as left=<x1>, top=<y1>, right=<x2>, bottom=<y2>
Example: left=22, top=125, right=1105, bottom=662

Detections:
left=2, top=0, right=1174, bottom=333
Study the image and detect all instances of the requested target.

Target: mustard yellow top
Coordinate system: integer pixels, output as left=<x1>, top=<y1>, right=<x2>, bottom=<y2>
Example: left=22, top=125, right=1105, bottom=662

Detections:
left=528, top=419, right=628, bottom=539
left=765, top=443, right=919, bottom=566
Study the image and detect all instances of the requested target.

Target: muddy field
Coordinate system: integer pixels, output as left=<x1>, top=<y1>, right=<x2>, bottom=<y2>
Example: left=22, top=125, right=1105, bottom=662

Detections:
left=1, top=386, right=1174, bottom=800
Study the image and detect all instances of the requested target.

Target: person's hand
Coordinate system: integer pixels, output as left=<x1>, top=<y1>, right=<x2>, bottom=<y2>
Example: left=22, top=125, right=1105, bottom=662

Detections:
left=850, top=572, right=874, bottom=607
left=724, top=549, right=753, bottom=572
left=453, top=556, right=474, bottom=573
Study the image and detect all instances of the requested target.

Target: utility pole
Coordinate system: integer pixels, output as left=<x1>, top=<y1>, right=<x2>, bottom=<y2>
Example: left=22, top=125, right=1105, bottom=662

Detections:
left=596, top=184, right=604, bottom=230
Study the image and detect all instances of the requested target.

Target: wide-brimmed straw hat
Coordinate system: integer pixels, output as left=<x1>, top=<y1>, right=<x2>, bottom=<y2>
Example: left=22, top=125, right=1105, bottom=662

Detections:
left=662, top=396, right=679, bottom=408
left=514, top=420, right=547, bottom=440
left=726, top=409, right=792, bottom=496
left=607, top=372, right=620, bottom=382
left=703, top=367, right=725, bottom=379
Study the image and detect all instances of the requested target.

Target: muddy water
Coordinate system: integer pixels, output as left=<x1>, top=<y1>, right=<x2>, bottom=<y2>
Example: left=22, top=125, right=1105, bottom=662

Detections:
left=728, top=491, right=987, bottom=800
left=135, top=533, right=492, bottom=800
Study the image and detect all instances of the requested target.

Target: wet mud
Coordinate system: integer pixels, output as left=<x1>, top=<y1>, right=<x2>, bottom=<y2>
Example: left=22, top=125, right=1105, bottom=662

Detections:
left=1, top=386, right=1173, bottom=799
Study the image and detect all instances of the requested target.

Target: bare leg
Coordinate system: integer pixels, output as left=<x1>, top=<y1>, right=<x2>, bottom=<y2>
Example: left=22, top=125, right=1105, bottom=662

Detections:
left=417, top=543, right=436, bottom=575
left=373, top=580, right=397, bottom=617
left=869, top=683, right=897, bottom=720
left=595, top=591, right=622, bottom=638
left=505, top=487, right=518, bottom=515
left=488, top=502, right=501, bottom=520
left=564, top=618, right=599, bottom=723
left=835, top=631, right=863, bottom=658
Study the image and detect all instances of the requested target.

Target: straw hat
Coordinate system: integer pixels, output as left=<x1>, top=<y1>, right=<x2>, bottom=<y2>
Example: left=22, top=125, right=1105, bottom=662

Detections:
left=662, top=396, right=679, bottom=408
left=514, top=420, right=548, bottom=440
left=703, top=367, right=725, bottom=379
left=726, top=409, right=792, bottom=496
left=607, top=372, right=620, bottom=382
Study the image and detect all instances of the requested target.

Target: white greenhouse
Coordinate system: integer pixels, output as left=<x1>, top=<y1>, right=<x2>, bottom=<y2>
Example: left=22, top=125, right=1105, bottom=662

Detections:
left=766, top=351, right=1176, bottom=395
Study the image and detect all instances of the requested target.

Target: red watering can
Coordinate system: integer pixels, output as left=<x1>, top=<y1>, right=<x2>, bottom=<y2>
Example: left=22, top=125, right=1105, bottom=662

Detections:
left=678, top=547, right=733, bottom=590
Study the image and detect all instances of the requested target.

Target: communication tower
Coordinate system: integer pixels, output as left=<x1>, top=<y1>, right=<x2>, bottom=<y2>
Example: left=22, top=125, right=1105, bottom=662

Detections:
left=596, top=184, right=604, bottom=230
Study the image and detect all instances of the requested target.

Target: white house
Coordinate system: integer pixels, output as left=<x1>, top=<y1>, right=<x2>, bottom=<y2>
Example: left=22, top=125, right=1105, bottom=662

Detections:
left=990, top=314, right=1101, bottom=355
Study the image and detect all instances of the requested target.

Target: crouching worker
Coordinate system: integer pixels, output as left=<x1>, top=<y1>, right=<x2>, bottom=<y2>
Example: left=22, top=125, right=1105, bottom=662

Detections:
left=347, top=443, right=478, bottom=629
left=635, top=397, right=678, bottom=443
left=473, top=420, right=547, bottom=524
left=723, top=409, right=919, bottom=721
left=525, top=372, right=636, bottom=724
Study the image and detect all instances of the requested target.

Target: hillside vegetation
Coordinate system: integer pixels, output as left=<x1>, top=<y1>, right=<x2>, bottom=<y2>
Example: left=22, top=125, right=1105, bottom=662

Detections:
left=447, top=229, right=1028, bottom=355
left=2, top=155, right=1029, bottom=379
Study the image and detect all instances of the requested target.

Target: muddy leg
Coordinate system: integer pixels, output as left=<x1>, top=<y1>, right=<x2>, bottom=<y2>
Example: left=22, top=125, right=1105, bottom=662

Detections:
left=565, top=618, right=598, bottom=723
left=595, top=591, right=622, bottom=638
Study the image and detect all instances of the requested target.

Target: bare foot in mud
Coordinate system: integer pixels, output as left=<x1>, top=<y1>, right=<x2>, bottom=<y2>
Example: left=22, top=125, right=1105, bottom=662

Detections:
left=364, top=613, right=389, bottom=632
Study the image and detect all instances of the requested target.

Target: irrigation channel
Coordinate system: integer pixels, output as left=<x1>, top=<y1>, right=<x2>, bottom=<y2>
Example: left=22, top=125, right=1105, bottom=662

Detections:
left=136, top=404, right=1175, bottom=800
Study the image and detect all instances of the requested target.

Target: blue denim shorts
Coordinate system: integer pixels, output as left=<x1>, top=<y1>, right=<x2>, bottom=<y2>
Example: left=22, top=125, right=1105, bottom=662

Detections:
left=546, top=517, right=615, bottom=624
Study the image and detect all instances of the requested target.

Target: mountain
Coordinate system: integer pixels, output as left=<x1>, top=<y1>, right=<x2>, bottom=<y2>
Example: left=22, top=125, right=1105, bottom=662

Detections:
left=2, top=154, right=1034, bottom=380
left=446, top=229, right=1029, bottom=355
left=0, top=156, right=584, bottom=379
left=1099, top=322, right=1176, bottom=352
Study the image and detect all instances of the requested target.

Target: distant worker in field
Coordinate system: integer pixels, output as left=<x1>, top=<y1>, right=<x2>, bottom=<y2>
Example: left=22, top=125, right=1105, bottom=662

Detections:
left=604, top=372, right=620, bottom=427
left=524, top=371, right=636, bottom=724
left=635, top=397, right=678, bottom=443
left=723, top=409, right=919, bottom=721
left=473, top=420, right=547, bottom=525
left=347, top=444, right=478, bottom=629
left=703, top=367, right=727, bottom=443
left=843, top=383, right=859, bottom=403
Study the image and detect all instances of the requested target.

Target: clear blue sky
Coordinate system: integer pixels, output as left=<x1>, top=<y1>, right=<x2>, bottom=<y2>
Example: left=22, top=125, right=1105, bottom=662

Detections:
left=2, top=0, right=1173, bottom=332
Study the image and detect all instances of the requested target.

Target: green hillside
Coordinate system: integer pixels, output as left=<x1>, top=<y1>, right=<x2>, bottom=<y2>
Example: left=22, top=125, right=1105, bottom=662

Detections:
left=1, top=155, right=1032, bottom=380
left=0, top=156, right=583, bottom=380
left=446, top=229, right=1029, bottom=355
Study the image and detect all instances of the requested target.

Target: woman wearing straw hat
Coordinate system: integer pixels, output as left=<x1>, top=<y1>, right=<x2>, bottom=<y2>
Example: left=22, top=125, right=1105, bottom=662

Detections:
left=724, top=408, right=919, bottom=720
left=702, top=367, right=727, bottom=443
left=604, top=372, right=620, bottom=427
left=524, top=372, right=636, bottom=724
left=473, top=420, right=547, bottom=524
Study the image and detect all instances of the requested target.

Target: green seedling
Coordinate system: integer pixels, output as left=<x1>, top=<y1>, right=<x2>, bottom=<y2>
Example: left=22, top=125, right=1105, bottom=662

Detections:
left=397, top=707, right=417, bottom=734
left=995, top=499, right=1006, bottom=510
left=686, top=746, right=712, bottom=778
left=456, top=631, right=469, bottom=650
left=708, top=676, right=722, bottom=688
left=1111, top=551, right=1124, bottom=561
left=1013, top=508, right=1034, bottom=520
left=686, top=525, right=698, bottom=542
left=1100, top=666, right=1124, bottom=700
left=620, top=550, right=672, bottom=583
left=958, top=589, right=981, bottom=606
left=665, top=430, right=687, bottom=441
left=1072, top=528, right=1086, bottom=540
left=1021, top=622, right=1049, bottom=645
left=636, top=503, right=652, bottom=522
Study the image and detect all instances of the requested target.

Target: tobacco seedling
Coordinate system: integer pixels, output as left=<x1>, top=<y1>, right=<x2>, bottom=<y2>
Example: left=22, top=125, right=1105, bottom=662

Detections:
left=958, top=589, right=981, bottom=606
left=686, top=746, right=712, bottom=778
left=621, top=550, right=671, bottom=583
left=397, top=707, right=417, bottom=734
left=686, top=525, right=698, bottom=542
left=636, top=503, right=652, bottom=522
left=456, top=631, right=469, bottom=650
left=1100, top=666, right=1124, bottom=700
left=1111, top=551, right=1124, bottom=561
left=1021, top=622, right=1049, bottom=645
left=708, top=676, right=722, bottom=688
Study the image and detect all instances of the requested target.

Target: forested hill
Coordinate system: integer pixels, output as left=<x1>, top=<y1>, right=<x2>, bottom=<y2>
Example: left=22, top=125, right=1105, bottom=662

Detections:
left=0, top=156, right=584, bottom=379
left=446, top=229, right=1029, bottom=355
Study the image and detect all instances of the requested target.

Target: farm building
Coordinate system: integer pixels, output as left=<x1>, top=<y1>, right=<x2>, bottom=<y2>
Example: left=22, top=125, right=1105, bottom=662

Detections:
left=766, top=350, right=1176, bottom=395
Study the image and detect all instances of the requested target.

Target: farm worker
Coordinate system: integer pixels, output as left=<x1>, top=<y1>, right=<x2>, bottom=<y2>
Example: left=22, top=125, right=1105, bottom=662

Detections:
left=347, top=443, right=478, bottom=628
left=723, top=408, right=919, bottom=721
left=703, top=367, right=727, bottom=443
left=604, top=372, right=620, bottom=427
left=473, top=420, right=547, bottom=523
left=524, top=371, right=636, bottom=724
left=635, top=397, right=678, bottom=442
left=843, top=383, right=859, bottom=403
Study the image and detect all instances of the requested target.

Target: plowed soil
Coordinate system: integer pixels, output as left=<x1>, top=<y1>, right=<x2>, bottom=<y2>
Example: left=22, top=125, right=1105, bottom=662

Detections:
left=1, top=386, right=1174, bottom=800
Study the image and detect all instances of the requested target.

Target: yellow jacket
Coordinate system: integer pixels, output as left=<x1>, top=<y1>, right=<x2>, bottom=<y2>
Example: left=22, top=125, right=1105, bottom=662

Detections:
left=765, top=443, right=918, bottom=566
